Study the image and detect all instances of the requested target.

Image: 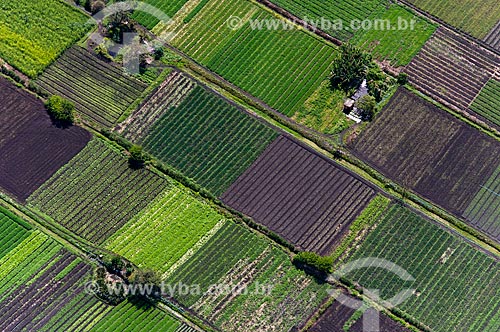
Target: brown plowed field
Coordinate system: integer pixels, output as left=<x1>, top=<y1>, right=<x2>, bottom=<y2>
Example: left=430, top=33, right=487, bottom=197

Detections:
left=221, top=135, right=377, bottom=255
left=0, top=77, right=90, bottom=201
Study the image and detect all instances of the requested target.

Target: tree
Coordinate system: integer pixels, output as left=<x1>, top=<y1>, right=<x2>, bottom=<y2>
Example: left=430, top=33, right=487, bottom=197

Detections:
left=330, top=44, right=372, bottom=91
left=397, top=72, right=408, bottom=85
left=129, top=145, right=146, bottom=168
left=356, top=95, right=376, bottom=121
left=45, top=95, right=75, bottom=124
left=293, top=251, right=333, bottom=273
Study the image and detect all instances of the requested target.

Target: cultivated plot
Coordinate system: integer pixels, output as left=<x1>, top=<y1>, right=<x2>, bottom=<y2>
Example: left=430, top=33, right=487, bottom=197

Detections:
left=405, top=28, right=499, bottom=112
left=406, top=0, right=500, bottom=39
left=27, top=138, right=168, bottom=244
left=345, top=204, right=500, bottom=332
left=157, top=0, right=337, bottom=117
left=105, top=185, right=225, bottom=275
left=0, top=0, right=90, bottom=77
left=37, top=46, right=148, bottom=128
left=222, top=135, right=377, bottom=255
left=351, top=87, right=500, bottom=241
left=0, top=209, right=183, bottom=331
left=119, top=70, right=278, bottom=196
left=470, top=79, right=500, bottom=128
left=0, top=77, right=90, bottom=202
left=309, top=295, right=361, bottom=332
left=351, top=5, right=436, bottom=66
left=166, top=222, right=331, bottom=332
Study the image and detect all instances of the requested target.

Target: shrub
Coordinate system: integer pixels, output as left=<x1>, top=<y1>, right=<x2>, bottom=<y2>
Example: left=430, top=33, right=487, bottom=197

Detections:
left=129, top=144, right=146, bottom=168
left=293, top=251, right=334, bottom=273
left=45, top=95, right=75, bottom=124
left=397, top=72, right=408, bottom=85
left=356, top=95, right=376, bottom=121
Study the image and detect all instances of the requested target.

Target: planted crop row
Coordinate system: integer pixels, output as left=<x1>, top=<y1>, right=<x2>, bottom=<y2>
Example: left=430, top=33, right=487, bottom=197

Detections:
left=407, top=0, right=500, bottom=39
left=140, top=81, right=278, bottom=196
left=132, top=0, right=189, bottom=29
left=90, top=300, right=181, bottom=332
left=163, top=0, right=337, bottom=117
left=464, top=163, right=500, bottom=239
left=28, top=138, right=168, bottom=244
left=165, top=221, right=330, bottom=331
left=37, top=47, right=148, bottom=128
left=352, top=5, right=436, bottom=66
left=470, top=79, right=500, bottom=128
left=0, top=207, right=31, bottom=259
left=269, top=0, right=383, bottom=40
left=222, top=135, right=377, bottom=255
left=351, top=87, right=500, bottom=241
left=105, top=185, right=224, bottom=274
left=346, top=204, right=500, bottom=332
left=405, top=27, right=499, bottom=112
left=118, top=70, right=195, bottom=142
left=0, top=0, right=90, bottom=77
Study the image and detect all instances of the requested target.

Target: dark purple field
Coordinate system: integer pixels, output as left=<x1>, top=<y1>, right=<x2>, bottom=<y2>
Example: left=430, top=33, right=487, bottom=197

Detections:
left=221, top=135, right=377, bottom=255
left=0, top=77, right=90, bottom=201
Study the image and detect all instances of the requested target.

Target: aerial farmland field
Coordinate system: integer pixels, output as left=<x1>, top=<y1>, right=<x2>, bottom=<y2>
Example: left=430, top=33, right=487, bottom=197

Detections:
left=0, top=77, right=90, bottom=201
left=351, top=87, right=500, bottom=241
left=470, top=79, right=500, bottom=128
left=37, top=46, right=148, bottom=128
left=1, top=0, right=500, bottom=331
left=344, top=204, right=500, bottom=332
left=406, top=0, right=500, bottom=39
left=222, top=135, right=377, bottom=255
left=27, top=138, right=168, bottom=244
left=404, top=27, right=499, bottom=112
left=165, top=222, right=331, bottom=331
left=154, top=0, right=337, bottom=117
left=0, top=0, right=90, bottom=77
left=118, top=70, right=278, bottom=196
left=0, top=205, right=185, bottom=332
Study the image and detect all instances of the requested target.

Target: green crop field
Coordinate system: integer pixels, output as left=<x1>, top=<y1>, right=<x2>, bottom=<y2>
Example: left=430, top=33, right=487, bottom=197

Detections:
left=156, top=0, right=337, bottom=117
left=470, top=79, right=500, bottom=128
left=37, top=47, right=148, bottom=128
left=407, top=0, right=500, bottom=39
left=135, top=80, right=278, bottom=196
left=345, top=205, right=500, bottom=332
left=90, top=300, right=181, bottom=332
left=0, top=214, right=183, bottom=331
left=132, top=0, right=189, bottom=29
left=352, top=5, right=437, bottom=66
left=166, top=222, right=331, bottom=331
left=464, top=164, right=500, bottom=240
left=27, top=138, right=168, bottom=244
left=0, top=207, right=31, bottom=259
left=268, top=0, right=384, bottom=40
left=0, top=0, right=90, bottom=77
left=105, top=185, right=224, bottom=275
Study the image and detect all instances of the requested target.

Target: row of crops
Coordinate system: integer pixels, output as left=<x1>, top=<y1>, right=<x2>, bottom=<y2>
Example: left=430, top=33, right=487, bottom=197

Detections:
left=105, top=185, right=225, bottom=275
left=345, top=204, right=500, bottom=332
left=0, top=0, right=90, bottom=77
left=120, top=70, right=278, bottom=196
left=404, top=27, right=499, bottom=112
left=118, top=70, right=196, bottom=142
left=0, top=205, right=187, bottom=331
left=37, top=46, right=148, bottom=128
left=406, top=0, right=500, bottom=39
left=351, top=87, right=500, bottom=242
left=470, top=79, right=500, bottom=128
left=154, top=0, right=337, bottom=117
left=464, top=164, right=500, bottom=240
left=27, top=138, right=168, bottom=244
